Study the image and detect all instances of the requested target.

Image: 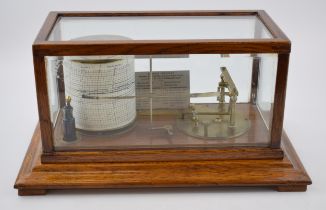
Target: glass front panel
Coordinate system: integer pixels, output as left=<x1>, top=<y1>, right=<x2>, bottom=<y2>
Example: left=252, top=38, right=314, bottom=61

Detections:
left=48, top=16, right=272, bottom=41
left=45, top=53, right=278, bottom=151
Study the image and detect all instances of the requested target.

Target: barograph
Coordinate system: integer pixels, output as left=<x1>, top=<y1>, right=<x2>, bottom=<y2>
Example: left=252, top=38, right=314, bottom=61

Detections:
left=15, top=11, right=311, bottom=195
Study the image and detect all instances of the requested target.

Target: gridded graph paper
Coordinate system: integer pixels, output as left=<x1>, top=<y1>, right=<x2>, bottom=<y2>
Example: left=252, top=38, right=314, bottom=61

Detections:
left=63, top=56, right=136, bottom=131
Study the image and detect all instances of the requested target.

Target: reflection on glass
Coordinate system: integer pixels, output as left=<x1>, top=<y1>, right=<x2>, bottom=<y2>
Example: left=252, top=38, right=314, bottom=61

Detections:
left=256, top=54, right=278, bottom=129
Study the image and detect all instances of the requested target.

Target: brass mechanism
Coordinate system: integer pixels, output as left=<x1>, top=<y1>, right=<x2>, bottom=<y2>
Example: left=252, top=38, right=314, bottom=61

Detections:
left=176, top=67, right=250, bottom=139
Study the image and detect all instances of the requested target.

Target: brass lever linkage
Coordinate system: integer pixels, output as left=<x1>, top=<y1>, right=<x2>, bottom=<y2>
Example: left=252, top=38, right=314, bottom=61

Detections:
left=177, top=66, right=250, bottom=139
left=190, top=67, right=239, bottom=127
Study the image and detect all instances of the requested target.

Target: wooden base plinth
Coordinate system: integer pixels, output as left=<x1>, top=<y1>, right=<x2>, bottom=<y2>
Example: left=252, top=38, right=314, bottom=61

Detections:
left=14, top=125, right=311, bottom=195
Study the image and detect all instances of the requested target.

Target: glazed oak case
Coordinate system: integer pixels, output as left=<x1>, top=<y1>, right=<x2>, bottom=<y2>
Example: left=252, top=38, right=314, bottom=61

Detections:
left=15, top=10, right=311, bottom=195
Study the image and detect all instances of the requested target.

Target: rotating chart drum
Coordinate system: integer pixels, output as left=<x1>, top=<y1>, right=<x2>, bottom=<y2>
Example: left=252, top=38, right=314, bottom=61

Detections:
left=63, top=35, right=136, bottom=132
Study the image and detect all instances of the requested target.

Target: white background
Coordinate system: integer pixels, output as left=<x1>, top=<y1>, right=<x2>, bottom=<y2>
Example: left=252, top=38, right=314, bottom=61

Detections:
left=1, top=0, right=326, bottom=209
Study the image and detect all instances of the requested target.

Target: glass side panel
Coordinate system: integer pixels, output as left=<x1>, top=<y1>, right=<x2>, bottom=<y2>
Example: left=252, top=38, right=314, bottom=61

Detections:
left=45, top=57, right=61, bottom=123
left=45, top=53, right=278, bottom=151
left=256, top=54, right=278, bottom=129
left=48, top=16, right=273, bottom=41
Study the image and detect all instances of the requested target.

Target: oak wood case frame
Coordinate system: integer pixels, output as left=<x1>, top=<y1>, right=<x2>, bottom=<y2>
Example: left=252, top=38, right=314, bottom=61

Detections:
left=32, top=10, right=290, bottom=162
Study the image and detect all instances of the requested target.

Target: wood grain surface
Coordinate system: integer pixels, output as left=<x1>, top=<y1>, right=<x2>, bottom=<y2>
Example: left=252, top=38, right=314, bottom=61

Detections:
left=14, top=124, right=311, bottom=195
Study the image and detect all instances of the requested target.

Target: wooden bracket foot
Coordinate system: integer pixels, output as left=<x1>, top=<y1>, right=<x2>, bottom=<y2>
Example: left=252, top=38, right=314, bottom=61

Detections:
left=18, top=189, right=47, bottom=196
left=276, top=185, right=307, bottom=192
